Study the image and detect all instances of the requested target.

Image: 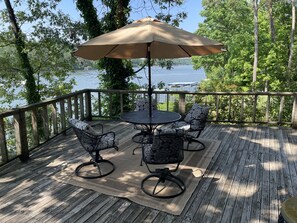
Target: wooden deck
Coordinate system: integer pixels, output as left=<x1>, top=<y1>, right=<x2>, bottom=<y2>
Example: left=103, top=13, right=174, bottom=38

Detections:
left=0, top=121, right=297, bottom=223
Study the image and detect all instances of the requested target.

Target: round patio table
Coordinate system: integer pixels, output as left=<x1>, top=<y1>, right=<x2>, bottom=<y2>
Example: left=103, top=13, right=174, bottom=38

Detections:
left=120, top=110, right=181, bottom=130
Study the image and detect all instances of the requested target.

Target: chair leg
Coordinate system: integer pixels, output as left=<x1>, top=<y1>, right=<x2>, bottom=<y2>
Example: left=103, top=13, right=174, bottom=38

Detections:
left=141, top=171, right=186, bottom=199
left=75, top=159, right=115, bottom=179
left=184, top=137, right=206, bottom=151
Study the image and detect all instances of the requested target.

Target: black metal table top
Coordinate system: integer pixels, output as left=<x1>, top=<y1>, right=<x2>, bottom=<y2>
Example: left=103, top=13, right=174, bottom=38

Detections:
left=120, top=110, right=181, bottom=125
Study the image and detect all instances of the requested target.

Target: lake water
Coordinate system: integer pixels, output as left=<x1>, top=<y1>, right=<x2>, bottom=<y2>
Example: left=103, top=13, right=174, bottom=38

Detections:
left=71, top=65, right=205, bottom=91
left=2, top=65, right=205, bottom=108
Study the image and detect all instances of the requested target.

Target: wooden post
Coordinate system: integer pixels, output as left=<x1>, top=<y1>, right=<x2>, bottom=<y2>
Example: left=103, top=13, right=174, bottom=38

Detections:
left=59, top=100, right=66, bottom=135
left=179, top=93, right=186, bottom=115
left=67, top=97, right=72, bottom=118
left=13, top=110, right=29, bottom=161
left=278, top=96, right=284, bottom=124
left=216, top=95, right=219, bottom=121
left=98, top=92, right=102, bottom=117
left=42, top=105, right=49, bottom=140
left=253, top=94, right=258, bottom=123
left=265, top=95, right=270, bottom=123
left=85, top=91, right=92, bottom=121
left=292, top=94, right=297, bottom=129
left=240, top=96, right=244, bottom=123
left=51, top=103, right=58, bottom=135
left=74, top=95, right=79, bottom=119
left=79, top=94, right=84, bottom=120
left=120, top=93, right=123, bottom=113
left=228, top=95, right=232, bottom=121
left=31, top=108, right=39, bottom=146
left=0, top=117, right=8, bottom=164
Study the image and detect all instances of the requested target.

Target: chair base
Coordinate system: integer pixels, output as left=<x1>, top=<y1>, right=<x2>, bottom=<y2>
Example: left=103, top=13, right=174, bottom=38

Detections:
left=184, top=137, right=206, bottom=151
left=75, top=159, right=115, bottom=179
left=141, top=168, right=186, bottom=199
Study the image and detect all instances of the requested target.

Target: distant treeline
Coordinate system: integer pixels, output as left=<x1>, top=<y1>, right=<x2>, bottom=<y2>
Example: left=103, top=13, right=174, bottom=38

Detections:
left=74, top=58, right=192, bottom=70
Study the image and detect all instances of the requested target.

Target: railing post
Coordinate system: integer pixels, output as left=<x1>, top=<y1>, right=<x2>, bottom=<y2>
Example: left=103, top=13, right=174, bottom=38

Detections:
left=120, top=93, right=124, bottom=113
left=278, top=96, right=285, bottom=124
left=13, top=109, right=29, bottom=161
left=0, top=117, right=8, bottom=163
left=59, top=100, right=66, bottom=134
left=31, top=108, right=39, bottom=146
left=292, top=94, right=297, bottom=129
left=42, top=105, right=50, bottom=140
left=179, top=93, right=186, bottom=115
left=74, top=95, right=79, bottom=119
left=85, top=91, right=92, bottom=121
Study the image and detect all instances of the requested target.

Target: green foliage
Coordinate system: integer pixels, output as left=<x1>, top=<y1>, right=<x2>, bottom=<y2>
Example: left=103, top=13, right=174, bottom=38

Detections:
left=0, top=0, right=83, bottom=107
left=193, top=0, right=296, bottom=93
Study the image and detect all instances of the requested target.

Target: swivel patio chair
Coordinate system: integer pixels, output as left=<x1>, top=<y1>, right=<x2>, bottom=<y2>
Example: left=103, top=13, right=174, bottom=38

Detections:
left=132, top=98, right=157, bottom=154
left=141, top=129, right=185, bottom=198
left=165, top=103, right=209, bottom=151
left=69, top=118, right=118, bottom=179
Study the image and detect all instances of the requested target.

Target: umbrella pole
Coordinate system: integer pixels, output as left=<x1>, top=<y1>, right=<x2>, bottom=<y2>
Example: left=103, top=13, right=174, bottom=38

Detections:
left=147, top=43, right=152, bottom=118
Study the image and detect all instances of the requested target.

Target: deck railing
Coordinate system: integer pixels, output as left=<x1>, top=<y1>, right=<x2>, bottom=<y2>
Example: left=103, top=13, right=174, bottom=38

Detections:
left=0, top=89, right=296, bottom=166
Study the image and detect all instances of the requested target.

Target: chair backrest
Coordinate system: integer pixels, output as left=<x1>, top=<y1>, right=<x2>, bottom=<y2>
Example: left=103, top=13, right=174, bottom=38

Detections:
left=135, top=98, right=157, bottom=111
left=69, top=118, right=100, bottom=152
left=142, top=133, right=184, bottom=165
left=184, top=103, right=209, bottom=130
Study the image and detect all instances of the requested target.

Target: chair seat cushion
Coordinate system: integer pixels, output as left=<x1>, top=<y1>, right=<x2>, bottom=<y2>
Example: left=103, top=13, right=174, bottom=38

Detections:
left=98, top=132, right=117, bottom=149
left=171, top=121, right=190, bottom=131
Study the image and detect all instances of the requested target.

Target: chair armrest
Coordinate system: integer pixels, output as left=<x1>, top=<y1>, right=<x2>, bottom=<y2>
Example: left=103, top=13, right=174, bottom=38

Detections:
left=90, top=123, right=104, bottom=133
left=188, top=117, right=207, bottom=131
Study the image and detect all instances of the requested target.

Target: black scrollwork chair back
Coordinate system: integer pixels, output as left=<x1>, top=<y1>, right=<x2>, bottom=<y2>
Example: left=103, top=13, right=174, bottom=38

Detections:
left=141, top=129, right=185, bottom=198
left=171, top=103, right=209, bottom=151
left=69, top=118, right=118, bottom=179
left=132, top=98, right=157, bottom=156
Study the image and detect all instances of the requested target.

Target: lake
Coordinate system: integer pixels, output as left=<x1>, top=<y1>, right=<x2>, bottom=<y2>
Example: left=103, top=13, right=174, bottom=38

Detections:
left=2, top=65, right=205, bottom=108
left=71, top=65, right=205, bottom=91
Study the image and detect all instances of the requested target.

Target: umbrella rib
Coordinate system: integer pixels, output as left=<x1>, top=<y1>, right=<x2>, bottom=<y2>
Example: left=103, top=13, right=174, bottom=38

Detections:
left=105, top=45, right=119, bottom=57
left=178, top=45, right=193, bottom=57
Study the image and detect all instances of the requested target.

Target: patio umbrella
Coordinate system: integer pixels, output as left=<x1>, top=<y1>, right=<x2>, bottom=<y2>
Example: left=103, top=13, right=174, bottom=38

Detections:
left=73, top=17, right=225, bottom=117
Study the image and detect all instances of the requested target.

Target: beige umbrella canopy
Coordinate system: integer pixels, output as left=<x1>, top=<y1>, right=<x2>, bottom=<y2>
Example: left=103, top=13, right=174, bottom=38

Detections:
left=73, top=17, right=225, bottom=117
left=73, top=17, right=224, bottom=60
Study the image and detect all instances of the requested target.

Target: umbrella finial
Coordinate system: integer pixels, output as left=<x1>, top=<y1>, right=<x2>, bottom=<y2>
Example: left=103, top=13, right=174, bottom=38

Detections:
left=134, top=17, right=159, bottom=23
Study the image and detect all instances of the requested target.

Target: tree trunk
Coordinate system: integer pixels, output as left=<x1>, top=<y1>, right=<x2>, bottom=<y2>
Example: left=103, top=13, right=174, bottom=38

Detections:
left=252, top=0, right=259, bottom=85
left=266, top=0, right=276, bottom=43
left=76, top=0, right=133, bottom=116
left=4, top=0, right=40, bottom=104
left=288, top=0, right=296, bottom=69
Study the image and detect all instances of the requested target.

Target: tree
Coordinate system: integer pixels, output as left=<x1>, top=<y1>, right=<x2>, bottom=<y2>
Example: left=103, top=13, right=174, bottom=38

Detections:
left=252, top=0, right=259, bottom=84
left=193, top=0, right=296, bottom=92
left=0, top=0, right=82, bottom=107
left=3, top=0, right=40, bottom=104
left=76, top=0, right=134, bottom=116
left=265, top=0, right=276, bottom=43
left=288, top=0, right=296, bottom=69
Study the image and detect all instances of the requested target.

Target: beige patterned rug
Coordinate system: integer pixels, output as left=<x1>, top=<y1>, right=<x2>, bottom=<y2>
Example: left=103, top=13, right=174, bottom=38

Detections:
left=52, top=138, right=221, bottom=215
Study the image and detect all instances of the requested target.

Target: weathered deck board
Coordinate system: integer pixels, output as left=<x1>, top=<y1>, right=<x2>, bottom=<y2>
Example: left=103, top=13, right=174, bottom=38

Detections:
left=0, top=121, right=297, bottom=223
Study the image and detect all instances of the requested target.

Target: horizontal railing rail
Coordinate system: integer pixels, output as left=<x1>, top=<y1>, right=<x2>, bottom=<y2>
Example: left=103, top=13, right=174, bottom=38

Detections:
left=0, top=89, right=296, bottom=166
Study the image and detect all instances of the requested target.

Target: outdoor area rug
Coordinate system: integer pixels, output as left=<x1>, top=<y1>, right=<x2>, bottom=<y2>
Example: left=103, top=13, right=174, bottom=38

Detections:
left=52, top=138, right=221, bottom=215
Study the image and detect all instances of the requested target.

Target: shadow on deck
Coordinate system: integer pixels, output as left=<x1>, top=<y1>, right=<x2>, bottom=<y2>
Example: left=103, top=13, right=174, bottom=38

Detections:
left=0, top=121, right=297, bottom=223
